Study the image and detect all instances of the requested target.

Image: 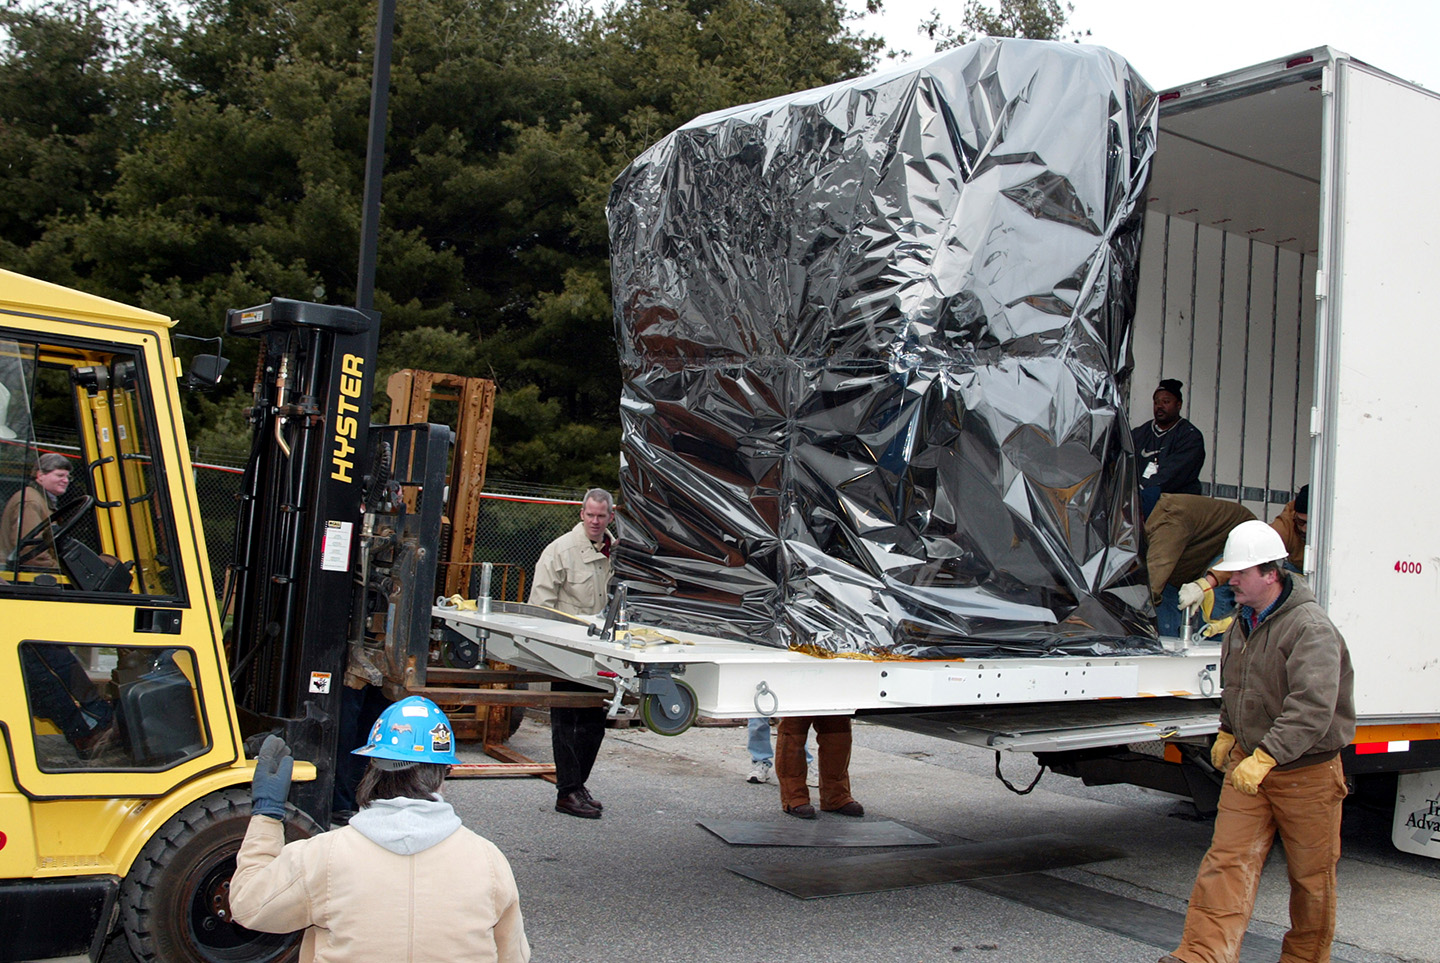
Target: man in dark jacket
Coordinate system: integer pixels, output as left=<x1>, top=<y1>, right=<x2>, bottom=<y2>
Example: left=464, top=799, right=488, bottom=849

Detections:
left=1133, top=378, right=1205, bottom=496
left=1161, top=520, right=1354, bottom=963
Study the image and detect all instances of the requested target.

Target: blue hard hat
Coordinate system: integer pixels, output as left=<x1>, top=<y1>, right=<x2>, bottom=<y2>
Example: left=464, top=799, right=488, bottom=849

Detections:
left=352, top=696, right=461, bottom=766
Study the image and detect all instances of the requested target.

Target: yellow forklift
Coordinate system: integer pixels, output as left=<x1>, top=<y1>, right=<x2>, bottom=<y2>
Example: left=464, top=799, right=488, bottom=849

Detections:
left=0, top=270, right=450, bottom=962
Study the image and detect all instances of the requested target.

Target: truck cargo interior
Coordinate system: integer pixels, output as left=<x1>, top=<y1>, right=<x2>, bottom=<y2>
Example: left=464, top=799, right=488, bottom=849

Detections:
left=1130, top=55, right=1324, bottom=521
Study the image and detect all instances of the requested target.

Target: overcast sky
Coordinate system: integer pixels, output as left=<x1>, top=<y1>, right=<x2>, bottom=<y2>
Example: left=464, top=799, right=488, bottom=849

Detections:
left=854, top=0, right=1440, bottom=92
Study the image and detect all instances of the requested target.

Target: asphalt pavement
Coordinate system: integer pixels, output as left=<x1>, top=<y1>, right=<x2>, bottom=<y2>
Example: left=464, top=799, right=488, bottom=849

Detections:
left=101, top=715, right=1440, bottom=963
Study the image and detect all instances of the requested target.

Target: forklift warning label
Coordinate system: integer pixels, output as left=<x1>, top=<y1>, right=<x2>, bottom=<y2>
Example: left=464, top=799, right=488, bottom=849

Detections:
left=310, top=672, right=332, bottom=694
left=321, top=520, right=353, bottom=572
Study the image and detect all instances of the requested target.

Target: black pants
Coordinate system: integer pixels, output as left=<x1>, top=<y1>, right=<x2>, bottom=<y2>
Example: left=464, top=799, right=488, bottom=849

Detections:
left=21, top=644, right=113, bottom=745
left=550, top=680, right=607, bottom=797
left=333, top=684, right=391, bottom=812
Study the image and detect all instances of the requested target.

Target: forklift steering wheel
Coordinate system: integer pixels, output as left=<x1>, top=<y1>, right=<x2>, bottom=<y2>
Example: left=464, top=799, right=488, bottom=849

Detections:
left=11, top=495, right=94, bottom=567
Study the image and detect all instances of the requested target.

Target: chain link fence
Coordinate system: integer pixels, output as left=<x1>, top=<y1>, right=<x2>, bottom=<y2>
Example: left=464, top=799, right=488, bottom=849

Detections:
left=189, top=455, right=586, bottom=605
left=457, top=489, right=586, bottom=602
left=14, top=430, right=588, bottom=604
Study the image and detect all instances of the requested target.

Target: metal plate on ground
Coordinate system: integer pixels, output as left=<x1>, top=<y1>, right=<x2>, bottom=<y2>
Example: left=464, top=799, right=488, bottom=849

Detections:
left=698, top=818, right=937, bottom=848
left=730, top=833, right=1123, bottom=898
left=964, top=872, right=1370, bottom=963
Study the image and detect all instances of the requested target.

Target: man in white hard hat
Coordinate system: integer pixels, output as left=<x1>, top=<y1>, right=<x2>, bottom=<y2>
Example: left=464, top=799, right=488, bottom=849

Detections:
left=1161, top=520, right=1354, bottom=963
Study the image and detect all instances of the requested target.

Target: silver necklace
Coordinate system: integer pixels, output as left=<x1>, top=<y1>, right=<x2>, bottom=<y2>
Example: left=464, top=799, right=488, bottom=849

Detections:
left=1151, top=419, right=1178, bottom=438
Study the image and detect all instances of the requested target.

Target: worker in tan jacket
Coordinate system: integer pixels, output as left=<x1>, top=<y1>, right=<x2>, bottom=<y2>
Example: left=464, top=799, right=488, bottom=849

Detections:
left=1269, top=484, right=1308, bottom=570
left=530, top=487, right=616, bottom=818
left=230, top=697, right=529, bottom=963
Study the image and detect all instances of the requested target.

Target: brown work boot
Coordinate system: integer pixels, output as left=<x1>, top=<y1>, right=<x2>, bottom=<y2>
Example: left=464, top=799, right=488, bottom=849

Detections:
left=579, top=786, right=603, bottom=811
left=823, top=800, right=864, bottom=817
left=556, top=791, right=601, bottom=819
left=784, top=803, right=817, bottom=819
left=75, top=723, right=120, bottom=761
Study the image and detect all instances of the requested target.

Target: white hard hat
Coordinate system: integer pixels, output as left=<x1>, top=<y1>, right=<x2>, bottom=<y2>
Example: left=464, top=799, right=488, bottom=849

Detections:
left=1211, top=519, right=1288, bottom=572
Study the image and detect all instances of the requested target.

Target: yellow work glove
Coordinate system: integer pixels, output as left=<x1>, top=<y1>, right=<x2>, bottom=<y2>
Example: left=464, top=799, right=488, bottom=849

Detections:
left=1231, top=747, right=1277, bottom=795
left=1178, top=578, right=1211, bottom=613
left=1209, top=730, right=1235, bottom=771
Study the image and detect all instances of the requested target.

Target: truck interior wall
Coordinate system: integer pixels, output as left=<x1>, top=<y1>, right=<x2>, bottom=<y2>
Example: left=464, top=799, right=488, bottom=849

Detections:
left=1130, top=212, right=1316, bottom=522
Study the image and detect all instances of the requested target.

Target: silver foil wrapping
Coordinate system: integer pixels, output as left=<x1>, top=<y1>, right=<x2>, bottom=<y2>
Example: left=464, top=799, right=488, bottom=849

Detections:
left=607, top=39, right=1159, bottom=658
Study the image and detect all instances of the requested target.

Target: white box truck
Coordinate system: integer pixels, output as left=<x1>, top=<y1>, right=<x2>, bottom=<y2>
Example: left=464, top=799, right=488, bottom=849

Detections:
left=436, top=45, right=1440, bottom=858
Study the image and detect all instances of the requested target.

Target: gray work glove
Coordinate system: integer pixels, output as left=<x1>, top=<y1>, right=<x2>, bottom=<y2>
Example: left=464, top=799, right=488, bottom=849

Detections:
left=251, top=734, right=293, bottom=820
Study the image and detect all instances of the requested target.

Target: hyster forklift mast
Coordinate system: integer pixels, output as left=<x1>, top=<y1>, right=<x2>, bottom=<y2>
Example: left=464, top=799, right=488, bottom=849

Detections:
left=224, top=298, right=450, bottom=826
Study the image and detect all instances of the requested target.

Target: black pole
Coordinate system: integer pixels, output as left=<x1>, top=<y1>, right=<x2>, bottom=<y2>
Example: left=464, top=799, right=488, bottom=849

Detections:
left=356, top=0, right=397, bottom=312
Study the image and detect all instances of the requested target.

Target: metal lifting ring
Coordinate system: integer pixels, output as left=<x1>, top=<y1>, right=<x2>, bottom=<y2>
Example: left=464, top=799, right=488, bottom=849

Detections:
left=1199, top=666, right=1216, bottom=698
left=753, top=681, right=778, bottom=717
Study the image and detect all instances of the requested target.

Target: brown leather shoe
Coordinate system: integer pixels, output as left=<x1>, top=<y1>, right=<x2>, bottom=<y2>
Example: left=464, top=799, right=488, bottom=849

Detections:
left=784, top=803, right=817, bottom=819
left=556, top=791, right=601, bottom=819
left=580, top=786, right=603, bottom=811
left=824, top=801, right=864, bottom=817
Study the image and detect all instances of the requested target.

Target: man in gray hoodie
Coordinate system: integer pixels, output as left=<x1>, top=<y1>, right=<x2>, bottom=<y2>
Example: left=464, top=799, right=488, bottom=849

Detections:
left=230, top=697, right=529, bottom=963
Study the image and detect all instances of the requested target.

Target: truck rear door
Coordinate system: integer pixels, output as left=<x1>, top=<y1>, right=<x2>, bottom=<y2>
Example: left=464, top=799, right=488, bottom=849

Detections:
left=1316, top=62, right=1440, bottom=718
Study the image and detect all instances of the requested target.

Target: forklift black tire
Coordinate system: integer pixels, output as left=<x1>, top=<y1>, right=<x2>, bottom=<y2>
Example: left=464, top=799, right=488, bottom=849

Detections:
left=640, top=679, right=697, bottom=736
left=506, top=683, right=528, bottom=739
left=119, top=787, right=321, bottom=963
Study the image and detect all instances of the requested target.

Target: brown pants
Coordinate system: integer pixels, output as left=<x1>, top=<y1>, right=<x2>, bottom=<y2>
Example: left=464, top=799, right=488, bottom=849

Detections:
left=776, top=715, right=855, bottom=811
left=1173, top=751, right=1347, bottom=963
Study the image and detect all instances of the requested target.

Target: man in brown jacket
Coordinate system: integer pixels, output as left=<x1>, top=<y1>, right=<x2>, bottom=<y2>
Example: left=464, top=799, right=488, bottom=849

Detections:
left=1161, top=520, right=1354, bottom=963
left=1270, top=484, right=1309, bottom=571
left=1, top=451, right=72, bottom=569
left=1143, top=493, right=1254, bottom=636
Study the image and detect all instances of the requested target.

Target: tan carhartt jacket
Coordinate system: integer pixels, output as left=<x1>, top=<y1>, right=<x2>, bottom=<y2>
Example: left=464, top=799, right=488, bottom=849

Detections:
left=529, top=522, right=612, bottom=616
left=1270, top=500, right=1306, bottom=570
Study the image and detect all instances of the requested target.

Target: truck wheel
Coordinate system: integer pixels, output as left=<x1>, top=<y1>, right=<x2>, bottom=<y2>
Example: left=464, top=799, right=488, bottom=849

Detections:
left=119, top=788, right=321, bottom=963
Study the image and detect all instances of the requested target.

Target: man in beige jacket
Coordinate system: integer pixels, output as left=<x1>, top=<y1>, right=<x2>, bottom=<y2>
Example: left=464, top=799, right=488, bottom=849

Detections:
left=530, top=488, right=616, bottom=818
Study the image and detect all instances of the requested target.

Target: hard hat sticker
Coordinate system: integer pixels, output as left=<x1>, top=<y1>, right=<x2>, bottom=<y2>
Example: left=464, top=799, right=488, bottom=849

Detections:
left=429, top=722, right=453, bottom=754
left=401, top=705, right=429, bottom=717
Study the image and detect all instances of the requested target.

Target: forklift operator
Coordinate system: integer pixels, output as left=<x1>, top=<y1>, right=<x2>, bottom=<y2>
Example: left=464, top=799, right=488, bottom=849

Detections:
left=1, top=451, right=73, bottom=569
left=8, top=451, right=122, bottom=762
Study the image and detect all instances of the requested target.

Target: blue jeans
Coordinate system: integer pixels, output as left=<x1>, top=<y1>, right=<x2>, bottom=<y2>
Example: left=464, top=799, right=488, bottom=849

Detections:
left=748, top=717, right=810, bottom=765
left=1157, top=579, right=1236, bottom=637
